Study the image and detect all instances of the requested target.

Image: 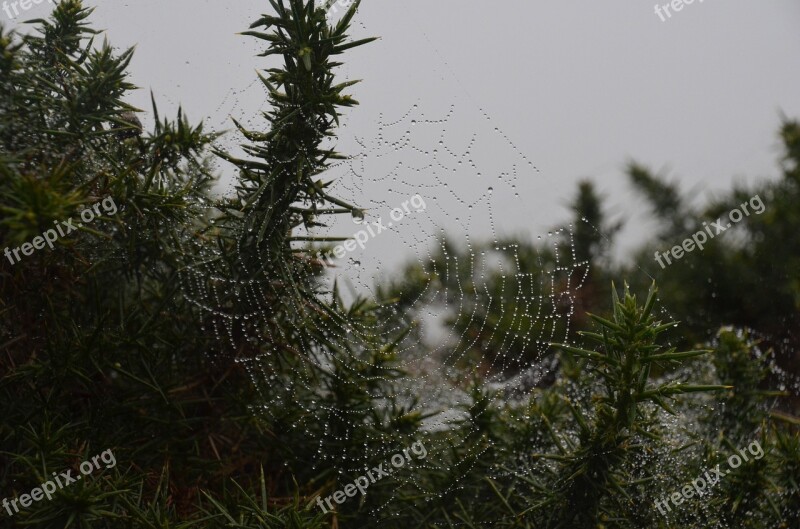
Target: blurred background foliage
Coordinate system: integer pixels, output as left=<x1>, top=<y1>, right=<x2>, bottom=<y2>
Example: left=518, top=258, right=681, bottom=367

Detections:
left=0, top=1, right=798, bottom=528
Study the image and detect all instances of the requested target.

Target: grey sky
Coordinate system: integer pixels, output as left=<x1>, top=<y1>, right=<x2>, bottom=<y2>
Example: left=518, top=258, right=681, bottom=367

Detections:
left=4, top=0, right=800, bottom=291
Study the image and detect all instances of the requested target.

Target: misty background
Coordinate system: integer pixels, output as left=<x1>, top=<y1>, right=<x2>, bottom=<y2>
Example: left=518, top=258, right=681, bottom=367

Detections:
left=4, top=0, right=799, bottom=293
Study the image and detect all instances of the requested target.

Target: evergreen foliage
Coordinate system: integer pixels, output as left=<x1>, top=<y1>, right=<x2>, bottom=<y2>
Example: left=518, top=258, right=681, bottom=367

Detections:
left=0, top=1, right=798, bottom=528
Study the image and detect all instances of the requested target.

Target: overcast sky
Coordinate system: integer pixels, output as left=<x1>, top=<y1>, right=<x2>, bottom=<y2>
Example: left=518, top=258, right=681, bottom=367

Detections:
left=5, top=0, right=800, bottom=292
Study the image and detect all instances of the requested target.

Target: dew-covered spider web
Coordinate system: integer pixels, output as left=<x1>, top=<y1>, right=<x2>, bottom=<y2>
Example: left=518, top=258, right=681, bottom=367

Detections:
left=173, top=94, right=598, bottom=517
left=176, top=88, right=800, bottom=525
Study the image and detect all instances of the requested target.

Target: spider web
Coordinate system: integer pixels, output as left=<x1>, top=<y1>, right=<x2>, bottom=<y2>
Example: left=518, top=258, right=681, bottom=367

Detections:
left=173, top=92, right=800, bottom=527
left=176, top=94, right=590, bottom=521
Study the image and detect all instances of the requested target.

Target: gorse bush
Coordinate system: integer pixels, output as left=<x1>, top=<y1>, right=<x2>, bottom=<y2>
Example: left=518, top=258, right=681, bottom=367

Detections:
left=383, top=288, right=798, bottom=528
left=0, top=1, right=397, bottom=527
left=0, top=1, right=798, bottom=528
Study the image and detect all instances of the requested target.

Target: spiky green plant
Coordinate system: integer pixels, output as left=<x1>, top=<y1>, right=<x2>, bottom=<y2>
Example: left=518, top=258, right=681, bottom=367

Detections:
left=537, top=283, right=727, bottom=528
